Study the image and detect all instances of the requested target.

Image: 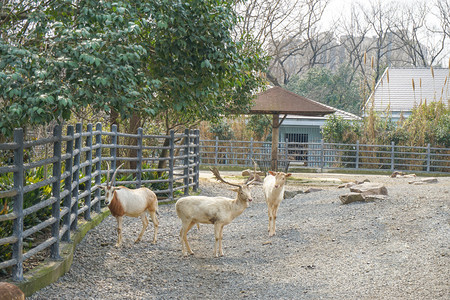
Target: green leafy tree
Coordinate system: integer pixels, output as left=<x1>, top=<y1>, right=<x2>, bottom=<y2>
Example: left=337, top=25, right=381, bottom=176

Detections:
left=285, top=65, right=361, bottom=115
left=0, top=0, right=267, bottom=137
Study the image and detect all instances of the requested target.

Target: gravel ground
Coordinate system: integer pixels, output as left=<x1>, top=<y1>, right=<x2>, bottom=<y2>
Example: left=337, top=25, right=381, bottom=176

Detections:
left=29, top=172, right=450, bottom=300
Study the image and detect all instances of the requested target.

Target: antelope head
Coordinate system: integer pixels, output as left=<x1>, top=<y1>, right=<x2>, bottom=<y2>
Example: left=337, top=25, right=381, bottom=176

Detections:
left=210, top=167, right=255, bottom=204
left=100, top=162, right=124, bottom=205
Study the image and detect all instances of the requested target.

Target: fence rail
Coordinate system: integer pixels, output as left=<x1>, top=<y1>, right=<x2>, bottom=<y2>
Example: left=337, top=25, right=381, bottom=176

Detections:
left=0, top=123, right=199, bottom=281
left=200, top=138, right=450, bottom=173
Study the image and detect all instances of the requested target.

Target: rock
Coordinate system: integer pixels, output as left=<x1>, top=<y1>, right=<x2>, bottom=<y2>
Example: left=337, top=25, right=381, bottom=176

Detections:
left=338, top=182, right=356, bottom=189
left=391, top=171, right=416, bottom=178
left=304, top=188, right=323, bottom=193
left=350, top=182, right=388, bottom=196
left=409, top=177, right=438, bottom=185
left=284, top=190, right=304, bottom=199
left=363, top=195, right=387, bottom=202
left=242, top=169, right=265, bottom=177
left=340, top=192, right=365, bottom=204
left=245, top=173, right=263, bottom=184
left=0, top=282, right=25, bottom=300
left=355, top=179, right=371, bottom=184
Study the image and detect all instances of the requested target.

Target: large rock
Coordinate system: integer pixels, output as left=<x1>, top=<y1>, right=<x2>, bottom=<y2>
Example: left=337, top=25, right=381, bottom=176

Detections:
left=350, top=182, right=388, bottom=196
left=284, top=190, right=304, bottom=199
left=340, top=192, right=365, bottom=204
left=409, top=177, right=438, bottom=185
left=242, top=169, right=265, bottom=177
left=0, top=282, right=24, bottom=300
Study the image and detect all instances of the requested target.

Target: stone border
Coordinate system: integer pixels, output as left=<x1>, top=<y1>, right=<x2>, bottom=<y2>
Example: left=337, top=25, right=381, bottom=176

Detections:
left=11, top=208, right=111, bottom=297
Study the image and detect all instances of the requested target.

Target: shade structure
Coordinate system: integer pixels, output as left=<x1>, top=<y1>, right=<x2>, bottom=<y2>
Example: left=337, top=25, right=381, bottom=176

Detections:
left=250, top=86, right=335, bottom=171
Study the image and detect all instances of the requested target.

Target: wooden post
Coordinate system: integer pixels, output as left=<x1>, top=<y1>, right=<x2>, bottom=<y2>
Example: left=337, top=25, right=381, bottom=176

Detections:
left=355, top=140, right=360, bottom=169
left=51, top=125, right=62, bottom=259
left=71, top=123, right=82, bottom=231
left=391, top=141, right=395, bottom=171
left=183, top=129, right=190, bottom=196
left=12, top=128, right=24, bottom=281
left=94, top=123, right=102, bottom=212
left=271, top=114, right=279, bottom=171
left=84, top=124, right=93, bottom=221
left=136, top=127, right=143, bottom=188
left=168, top=130, right=175, bottom=201
left=62, top=125, right=74, bottom=242
left=193, top=130, right=200, bottom=192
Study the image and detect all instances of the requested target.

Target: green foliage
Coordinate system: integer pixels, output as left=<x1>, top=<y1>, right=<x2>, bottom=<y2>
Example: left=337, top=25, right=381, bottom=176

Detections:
left=322, top=101, right=450, bottom=148
left=285, top=65, right=361, bottom=115
left=210, top=120, right=235, bottom=140
left=246, top=115, right=272, bottom=141
left=321, top=115, right=361, bottom=143
left=0, top=0, right=267, bottom=137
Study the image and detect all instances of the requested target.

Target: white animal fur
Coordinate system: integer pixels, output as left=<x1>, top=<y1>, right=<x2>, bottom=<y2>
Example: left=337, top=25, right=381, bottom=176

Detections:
left=100, top=163, right=159, bottom=247
left=175, top=168, right=254, bottom=257
left=263, top=171, right=291, bottom=236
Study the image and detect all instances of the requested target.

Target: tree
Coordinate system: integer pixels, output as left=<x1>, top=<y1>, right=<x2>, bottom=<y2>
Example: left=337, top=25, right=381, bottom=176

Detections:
left=0, top=0, right=267, bottom=138
left=285, top=65, right=361, bottom=114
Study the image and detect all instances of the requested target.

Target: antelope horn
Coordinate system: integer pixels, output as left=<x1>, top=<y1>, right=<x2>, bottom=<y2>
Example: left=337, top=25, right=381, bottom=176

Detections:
left=209, top=167, right=241, bottom=188
left=106, top=162, right=111, bottom=187
left=111, top=163, right=124, bottom=186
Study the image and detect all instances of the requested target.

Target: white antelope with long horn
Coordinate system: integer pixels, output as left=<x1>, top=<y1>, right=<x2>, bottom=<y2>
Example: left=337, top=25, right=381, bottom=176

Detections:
left=175, top=167, right=256, bottom=257
left=100, top=163, right=159, bottom=247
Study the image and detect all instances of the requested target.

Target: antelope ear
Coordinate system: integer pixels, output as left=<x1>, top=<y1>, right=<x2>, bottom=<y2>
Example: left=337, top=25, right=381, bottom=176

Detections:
left=268, top=171, right=276, bottom=176
left=230, top=187, right=240, bottom=193
left=286, top=173, right=292, bottom=178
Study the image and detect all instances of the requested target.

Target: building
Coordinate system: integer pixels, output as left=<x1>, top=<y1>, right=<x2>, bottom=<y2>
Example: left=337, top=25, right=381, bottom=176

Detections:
left=364, top=67, right=450, bottom=121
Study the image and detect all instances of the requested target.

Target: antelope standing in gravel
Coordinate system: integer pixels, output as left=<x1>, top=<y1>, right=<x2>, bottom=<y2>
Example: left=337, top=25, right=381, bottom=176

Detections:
left=263, top=171, right=292, bottom=236
left=175, top=167, right=255, bottom=257
left=100, top=163, right=159, bottom=247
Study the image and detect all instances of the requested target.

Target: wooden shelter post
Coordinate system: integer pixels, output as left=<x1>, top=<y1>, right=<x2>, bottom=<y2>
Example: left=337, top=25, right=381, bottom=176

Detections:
left=271, top=114, right=279, bottom=171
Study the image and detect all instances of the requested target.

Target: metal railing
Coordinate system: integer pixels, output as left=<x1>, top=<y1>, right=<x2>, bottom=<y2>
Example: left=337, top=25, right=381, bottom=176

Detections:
left=200, top=138, right=449, bottom=173
left=0, top=123, right=200, bottom=281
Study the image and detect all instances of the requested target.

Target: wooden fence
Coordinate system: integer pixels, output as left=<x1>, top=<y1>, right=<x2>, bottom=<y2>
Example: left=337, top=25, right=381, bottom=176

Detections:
left=200, top=138, right=450, bottom=173
left=0, top=123, right=199, bottom=281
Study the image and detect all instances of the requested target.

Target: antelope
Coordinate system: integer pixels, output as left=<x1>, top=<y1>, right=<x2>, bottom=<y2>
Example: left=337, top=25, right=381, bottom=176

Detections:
left=263, top=171, right=292, bottom=236
left=175, top=167, right=255, bottom=257
left=100, top=163, right=159, bottom=247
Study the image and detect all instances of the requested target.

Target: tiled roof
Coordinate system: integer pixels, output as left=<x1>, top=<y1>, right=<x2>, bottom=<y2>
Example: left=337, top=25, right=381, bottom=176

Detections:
left=365, top=68, right=450, bottom=112
left=251, top=86, right=335, bottom=116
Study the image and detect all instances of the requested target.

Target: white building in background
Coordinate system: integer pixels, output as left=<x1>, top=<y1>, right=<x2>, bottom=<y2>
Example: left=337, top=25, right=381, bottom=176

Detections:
left=364, top=67, right=450, bottom=121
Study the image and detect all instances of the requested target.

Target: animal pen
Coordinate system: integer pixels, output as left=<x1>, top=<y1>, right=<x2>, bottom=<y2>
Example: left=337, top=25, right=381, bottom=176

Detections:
left=199, top=137, right=450, bottom=173
left=0, top=123, right=200, bottom=281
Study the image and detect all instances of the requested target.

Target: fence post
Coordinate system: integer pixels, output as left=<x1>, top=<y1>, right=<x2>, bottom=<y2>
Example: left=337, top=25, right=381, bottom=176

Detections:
left=12, top=128, right=24, bottom=281
left=84, top=123, right=93, bottom=221
left=183, top=129, right=190, bottom=196
left=168, top=130, right=175, bottom=201
left=94, top=123, right=102, bottom=212
left=193, top=130, right=200, bottom=192
left=250, top=138, right=254, bottom=166
left=71, top=123, right=82, bottom=231
left=214, top=136, right=219, bottom=165
left=426, top=143, right=431, bottom=172
left=62, top=125, right=74, bottom=242
left=50, top=125, right=62, bottom=259
left=390, top=141, right=395, bottom=171
left=320, top=139, right=325, bottom=171
left=355, top=140, right=360, bottom=169
left=285, top=138, right=288, bottom=162
left=111, top=124, right=118, bottom=175
left=136, top=127, right=143, bottom=188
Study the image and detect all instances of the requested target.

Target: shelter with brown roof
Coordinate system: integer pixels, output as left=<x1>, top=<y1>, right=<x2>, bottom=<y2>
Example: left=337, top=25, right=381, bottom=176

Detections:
left=250, top=86, right=335, bottom=170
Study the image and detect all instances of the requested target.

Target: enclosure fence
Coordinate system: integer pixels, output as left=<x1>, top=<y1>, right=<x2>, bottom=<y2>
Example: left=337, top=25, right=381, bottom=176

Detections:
left=0, top=123, right=199, bottom=281
left=200, top=137, right=450, bottom=173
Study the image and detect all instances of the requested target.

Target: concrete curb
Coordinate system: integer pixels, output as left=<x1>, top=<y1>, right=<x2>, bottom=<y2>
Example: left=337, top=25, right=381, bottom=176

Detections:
left=14, top=208, right=111, bottom=297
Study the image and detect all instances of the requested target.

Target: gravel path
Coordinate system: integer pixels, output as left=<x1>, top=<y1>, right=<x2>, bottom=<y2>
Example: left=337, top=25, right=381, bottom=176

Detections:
left=29, top=172, right=450, bottom=299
